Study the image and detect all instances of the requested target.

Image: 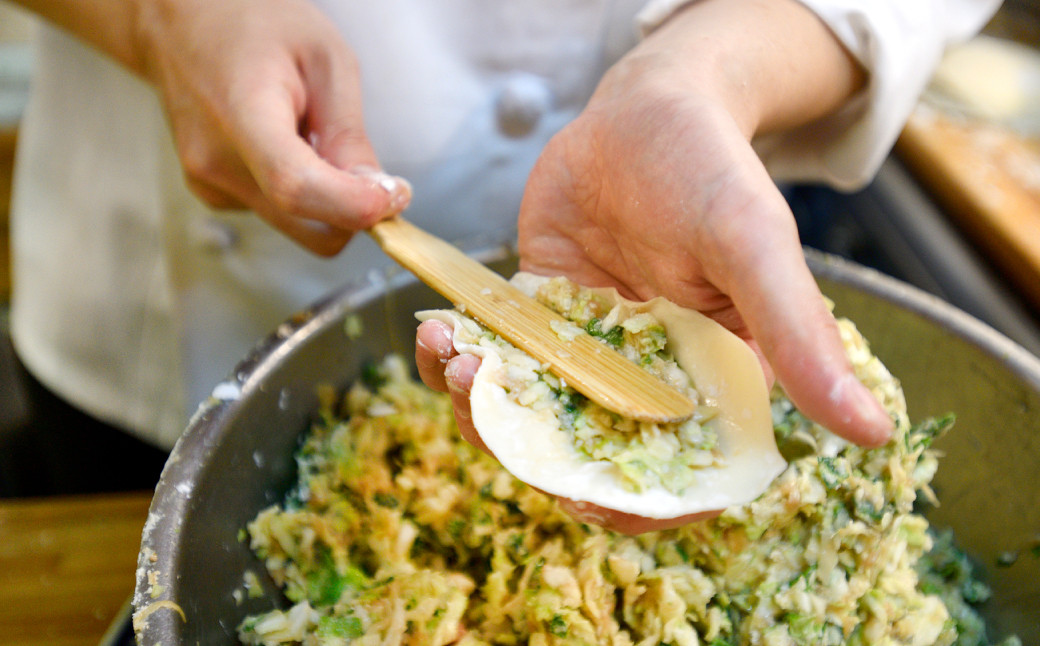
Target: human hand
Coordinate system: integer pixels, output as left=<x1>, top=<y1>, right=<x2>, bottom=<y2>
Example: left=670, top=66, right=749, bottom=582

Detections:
left=509, top=0, right=891, bottom=448
left=418, top=0, right=891, bottom=503
left=132, top=0, right=410, bottom=254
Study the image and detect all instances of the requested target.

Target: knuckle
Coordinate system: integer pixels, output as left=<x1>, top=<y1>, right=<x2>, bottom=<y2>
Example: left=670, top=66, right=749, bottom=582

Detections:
left=178, top=138, right=222, bottom=185
left=184, top=177, right=238, bottom=210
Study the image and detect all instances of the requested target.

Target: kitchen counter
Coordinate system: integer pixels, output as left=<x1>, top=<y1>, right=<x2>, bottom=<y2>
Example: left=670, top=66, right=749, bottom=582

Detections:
left=895, top=26, right=1040, bottom=319
left=897, top=105, right=1040, bottom=315
left=0, top=491, right=152, bottom=646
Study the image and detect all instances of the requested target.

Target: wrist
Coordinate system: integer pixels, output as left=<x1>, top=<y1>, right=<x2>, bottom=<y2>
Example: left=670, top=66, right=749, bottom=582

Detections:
left=125, top=0, right=153, bottom=77
left=129, top=0, right=186, bottom=82
left=631, top=0, right=864, bottom=139
left=10, top=0, right=152, bottom=74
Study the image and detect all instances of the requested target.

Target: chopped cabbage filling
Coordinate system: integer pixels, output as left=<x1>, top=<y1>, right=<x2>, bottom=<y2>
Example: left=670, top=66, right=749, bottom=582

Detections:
left=487, top=276, right=724, bottom=495
left=238, top=315, right=1016, bottom=646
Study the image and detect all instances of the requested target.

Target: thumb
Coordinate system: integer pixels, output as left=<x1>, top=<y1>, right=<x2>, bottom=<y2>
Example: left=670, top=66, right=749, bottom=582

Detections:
left=724, top=220, right=894, bottom=447
left=765, top=291, right=894, bottom=447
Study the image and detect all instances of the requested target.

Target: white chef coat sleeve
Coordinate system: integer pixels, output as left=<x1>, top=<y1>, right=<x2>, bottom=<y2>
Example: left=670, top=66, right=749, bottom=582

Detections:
left=635, top=0, right=1001, bottom=191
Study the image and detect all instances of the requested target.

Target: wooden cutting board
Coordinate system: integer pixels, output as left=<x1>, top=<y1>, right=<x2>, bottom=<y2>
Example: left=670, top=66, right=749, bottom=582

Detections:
left=896, top=105, right=1040, bottom=314
left=0, top=491, right=153, bottom=646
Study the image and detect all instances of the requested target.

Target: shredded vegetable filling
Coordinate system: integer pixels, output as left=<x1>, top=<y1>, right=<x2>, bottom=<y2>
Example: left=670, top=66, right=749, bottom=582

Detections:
left=534, top=277, right=722, bottom=494
left=238, top=316, right=1017, bottom=646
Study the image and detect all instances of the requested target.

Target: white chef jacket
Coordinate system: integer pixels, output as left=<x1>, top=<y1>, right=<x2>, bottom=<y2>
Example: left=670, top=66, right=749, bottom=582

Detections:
left=9, top=0, right=999, bottom=449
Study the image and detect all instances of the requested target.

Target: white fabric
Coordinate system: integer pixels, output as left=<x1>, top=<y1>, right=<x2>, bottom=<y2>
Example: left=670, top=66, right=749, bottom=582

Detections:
left=9, top=0, right=996, bottom=449
left=10, top=0, right=646, bottom=449
left=760, top=0, right=1002, bottom=189
left=638, top=0, right=1001, bottom=190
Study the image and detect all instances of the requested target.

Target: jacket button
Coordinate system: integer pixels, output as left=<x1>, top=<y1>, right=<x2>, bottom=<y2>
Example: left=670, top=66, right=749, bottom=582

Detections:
left=495, top=72, right=553, bottom=138
left=196, top=219, right=240, bottom=252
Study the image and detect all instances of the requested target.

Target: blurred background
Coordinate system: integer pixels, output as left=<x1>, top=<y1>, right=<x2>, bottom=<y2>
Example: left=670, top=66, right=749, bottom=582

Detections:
left=2, top=2, right=1040, bottom=493
left=0, top=0, right=1039, bottom=489
left=0, top=0, right=31, bottom=304
left=789, top=0, right=1040, bottom=358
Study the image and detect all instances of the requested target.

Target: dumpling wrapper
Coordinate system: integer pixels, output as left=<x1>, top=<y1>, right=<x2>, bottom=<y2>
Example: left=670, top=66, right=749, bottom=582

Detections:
left=417, top=273, right=786, bottom=519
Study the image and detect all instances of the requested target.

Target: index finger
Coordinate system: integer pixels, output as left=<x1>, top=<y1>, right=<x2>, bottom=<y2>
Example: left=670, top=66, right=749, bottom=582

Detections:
left=229, top=62, right=407, bottom=231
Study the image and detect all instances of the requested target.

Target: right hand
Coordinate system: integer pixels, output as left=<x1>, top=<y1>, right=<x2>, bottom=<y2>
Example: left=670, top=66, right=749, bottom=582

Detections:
left=133, top=0, right=410, bottom=254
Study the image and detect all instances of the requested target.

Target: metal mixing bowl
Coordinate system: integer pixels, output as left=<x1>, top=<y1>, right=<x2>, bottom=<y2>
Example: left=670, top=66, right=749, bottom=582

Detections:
left=133, top=242, right=1040, bottom=645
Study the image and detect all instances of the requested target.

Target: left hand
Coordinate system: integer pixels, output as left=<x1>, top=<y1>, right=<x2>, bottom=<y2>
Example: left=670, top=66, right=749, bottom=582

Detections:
left=511, top=3, right=893, bottom=449
left=417, top=0, right=892, bottom=533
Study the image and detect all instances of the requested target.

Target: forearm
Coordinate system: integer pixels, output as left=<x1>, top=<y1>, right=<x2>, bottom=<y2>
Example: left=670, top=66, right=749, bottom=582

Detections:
left=629, top=0, right=865, bottom=139
left=8, top=0, right=147, bottom=73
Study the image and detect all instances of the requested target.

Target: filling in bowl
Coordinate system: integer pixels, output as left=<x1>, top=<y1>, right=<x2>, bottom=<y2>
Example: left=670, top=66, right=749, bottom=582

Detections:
left=235, top=311, right=1015, bottom=646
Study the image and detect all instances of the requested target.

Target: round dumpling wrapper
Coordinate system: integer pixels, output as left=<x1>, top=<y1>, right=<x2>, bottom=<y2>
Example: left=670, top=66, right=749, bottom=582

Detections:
left=417, top=273, right=786, bottom=519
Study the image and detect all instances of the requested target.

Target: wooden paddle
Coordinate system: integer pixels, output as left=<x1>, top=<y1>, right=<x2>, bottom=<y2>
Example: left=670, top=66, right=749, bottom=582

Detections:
left=368, top=216, right=694, bottom=423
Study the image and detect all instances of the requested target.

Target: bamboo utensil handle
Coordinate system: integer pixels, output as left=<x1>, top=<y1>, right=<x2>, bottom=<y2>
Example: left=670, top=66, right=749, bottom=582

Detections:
left=368, top=216, right=694, bottom=423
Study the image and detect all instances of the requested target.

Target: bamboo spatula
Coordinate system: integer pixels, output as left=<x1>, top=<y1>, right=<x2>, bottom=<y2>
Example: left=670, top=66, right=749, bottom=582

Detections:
left=368, top=216, right=694, bottom=423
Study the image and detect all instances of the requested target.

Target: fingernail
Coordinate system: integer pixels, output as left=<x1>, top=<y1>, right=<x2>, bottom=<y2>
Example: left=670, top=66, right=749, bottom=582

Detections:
left=418, top=323, right=454, bottom=358
left=444, top=360, right=466, bottom=394
left=352, top=165, right=412, bottom=213
left=454, top=405, right=472, bottom=422
left=561, top=499, right=609, bottom=526
left=840, top=374, right=894, bottom=446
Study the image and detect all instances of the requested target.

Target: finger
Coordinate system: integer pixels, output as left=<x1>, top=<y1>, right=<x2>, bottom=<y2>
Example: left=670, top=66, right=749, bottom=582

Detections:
left=177, top=130, right=356, bottom=255
left=176, top=110, right=394, bottom=255
left=253, top=203, right=355, bottom=256
left=296, top=42, right=415, bottom=221
left=251, top=116, right=409, bottom=228
left=716, top=197, right=893, bottom=447
left=759, top=272, right=892, bottom=447
left=185, top=177, right=249, bottom=211
left=229, top=76, right=410, bottom=231
left=300, top=38, right=415, bottom=222
left=174, top=114, right=266, bottom=211
left=555, top=497, right=721, bottom=535
left=444, top=354, right=489, bottom=455
left=297, top=42, right=379, bottom=172
left=415, top=319, right=456, bottom=393
left=188, top=163, right=358, bottom=256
